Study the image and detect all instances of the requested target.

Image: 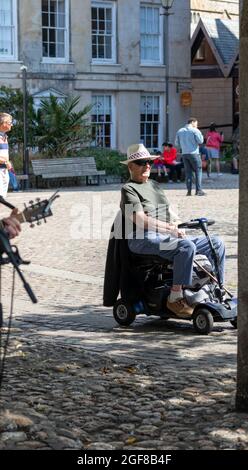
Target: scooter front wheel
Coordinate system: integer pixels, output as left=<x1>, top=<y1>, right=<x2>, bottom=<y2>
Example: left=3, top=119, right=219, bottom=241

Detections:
left=113, top=299, right=136, bottom=326
left=193, top=309, right=214, bottom=335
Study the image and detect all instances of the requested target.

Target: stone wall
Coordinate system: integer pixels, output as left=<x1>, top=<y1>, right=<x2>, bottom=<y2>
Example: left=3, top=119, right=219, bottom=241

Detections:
left=191, top=77, right=233, bottom=139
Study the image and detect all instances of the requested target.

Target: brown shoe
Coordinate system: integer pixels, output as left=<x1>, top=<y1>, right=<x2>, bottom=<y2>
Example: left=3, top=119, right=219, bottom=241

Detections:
left=166, top=298, right=193, bottom=318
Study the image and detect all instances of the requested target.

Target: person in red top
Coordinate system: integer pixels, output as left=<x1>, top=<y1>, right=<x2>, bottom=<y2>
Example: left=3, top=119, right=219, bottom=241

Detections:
left=205, top=123, right=224, bottom=176
left=162, top=142, right=182, bottom=183
left=153, top=150, right=168, bottom=179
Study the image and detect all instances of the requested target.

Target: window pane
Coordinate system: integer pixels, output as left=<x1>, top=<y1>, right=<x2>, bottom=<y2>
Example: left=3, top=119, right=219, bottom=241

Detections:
left=92, top=7, right=97, bottom=19
left=42, top=0, right=49, bottom=12
left=42, top=29, right=48, bottom=42
left=106, top=19, right=112, bottom=34
left=49, top=28, right=56, bottom=42
left=49, top=43, right=56, bottom=57
left=57, top=42, right=65, bottom=57
left=57, top=29, right=64, bottom=42
left=43, top=42, right=48, bottom=56
left=42, top=12, right=48, bottom=26
left=105, top=36, right=111, bottom=58
left=92, top=20, right=97, bottom=33
left=92, top=43, right=97, bottom=58
left=99, top=8, right=104, bottom=20
left=58, top=13, right=65, bottom=28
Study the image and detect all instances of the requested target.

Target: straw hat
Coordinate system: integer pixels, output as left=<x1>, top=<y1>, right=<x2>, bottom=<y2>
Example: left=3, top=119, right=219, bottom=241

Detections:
left=120, top=143, right=157, bottom=165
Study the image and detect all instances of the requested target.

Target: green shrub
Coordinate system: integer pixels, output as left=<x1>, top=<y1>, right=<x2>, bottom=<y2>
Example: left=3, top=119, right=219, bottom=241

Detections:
left=10, top=153, right=24, bottom=173
left=222, top=144, right=234, bottom=161
left=76, top=147, right=128, bottom=178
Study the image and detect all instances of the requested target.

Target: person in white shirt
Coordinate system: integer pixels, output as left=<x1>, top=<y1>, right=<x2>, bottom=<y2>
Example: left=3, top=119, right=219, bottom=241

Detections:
left=0, top=112, right=13, bottom=197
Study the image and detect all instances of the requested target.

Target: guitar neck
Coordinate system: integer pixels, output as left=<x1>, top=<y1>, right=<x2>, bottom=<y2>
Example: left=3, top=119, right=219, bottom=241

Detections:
left=16, top=211, right=26, bottom=224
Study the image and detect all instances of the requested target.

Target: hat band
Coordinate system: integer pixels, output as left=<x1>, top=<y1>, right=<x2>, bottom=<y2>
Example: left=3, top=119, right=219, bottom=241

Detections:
left=128, top=150, right=150, bottom=161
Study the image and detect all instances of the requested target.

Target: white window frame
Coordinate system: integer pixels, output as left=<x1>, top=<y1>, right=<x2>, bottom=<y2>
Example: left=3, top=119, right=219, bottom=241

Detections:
left=32, top=88, right=67, bottom=112
left=0, top=0, right=18, bottom=61
left=91, top=1, right=116, bottom=64
left=91, top=94, right=115, bottom=148
left=140, top=5, right=163, bottom=66
left=42, top=0, right=69, bottom=63
left=140, top=94, right=162, bottom=150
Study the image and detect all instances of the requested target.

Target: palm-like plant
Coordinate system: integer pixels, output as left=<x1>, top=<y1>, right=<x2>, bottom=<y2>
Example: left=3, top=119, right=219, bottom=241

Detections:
left=36, top=95, right=92, bottom=157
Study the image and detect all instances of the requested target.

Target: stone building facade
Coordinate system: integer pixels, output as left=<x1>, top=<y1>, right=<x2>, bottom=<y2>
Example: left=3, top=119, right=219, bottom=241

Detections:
left=0, top=0, right=191, bottom=152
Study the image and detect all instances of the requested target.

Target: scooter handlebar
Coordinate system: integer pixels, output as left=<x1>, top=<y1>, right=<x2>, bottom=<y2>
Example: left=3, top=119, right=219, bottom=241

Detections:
left=178, top=218, right=215, bottom=229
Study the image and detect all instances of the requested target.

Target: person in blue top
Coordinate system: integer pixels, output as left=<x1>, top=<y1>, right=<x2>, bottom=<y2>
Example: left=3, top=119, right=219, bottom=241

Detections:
left=175, top=117, right=205, bottom=196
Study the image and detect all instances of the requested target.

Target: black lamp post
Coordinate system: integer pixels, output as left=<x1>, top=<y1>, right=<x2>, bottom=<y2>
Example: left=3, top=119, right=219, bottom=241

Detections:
left=161, top=0, right=174, bottom=143
left=20, top=65, right=29, bottom=189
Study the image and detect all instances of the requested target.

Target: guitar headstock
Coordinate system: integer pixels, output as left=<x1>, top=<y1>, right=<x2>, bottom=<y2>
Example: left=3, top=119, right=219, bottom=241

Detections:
left=20, top=190, right=60, bottom=227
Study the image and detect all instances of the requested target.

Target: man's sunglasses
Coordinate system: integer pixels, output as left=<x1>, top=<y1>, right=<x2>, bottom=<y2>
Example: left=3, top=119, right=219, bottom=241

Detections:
left=133, top=159, right=154, bottom=167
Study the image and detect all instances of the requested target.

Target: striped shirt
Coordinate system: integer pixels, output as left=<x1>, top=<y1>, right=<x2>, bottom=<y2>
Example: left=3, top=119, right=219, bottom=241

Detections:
left=0, top=131, right=9, bottom=163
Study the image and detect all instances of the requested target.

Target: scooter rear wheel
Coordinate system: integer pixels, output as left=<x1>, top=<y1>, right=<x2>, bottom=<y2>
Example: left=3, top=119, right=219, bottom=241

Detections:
left=113, top=299, right=136, bottom=326
left=193, top=309, right=214, bottom=335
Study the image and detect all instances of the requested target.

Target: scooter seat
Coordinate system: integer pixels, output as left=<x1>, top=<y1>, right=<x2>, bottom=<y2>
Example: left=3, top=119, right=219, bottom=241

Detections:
left=129, top=252, right=171, bottom=268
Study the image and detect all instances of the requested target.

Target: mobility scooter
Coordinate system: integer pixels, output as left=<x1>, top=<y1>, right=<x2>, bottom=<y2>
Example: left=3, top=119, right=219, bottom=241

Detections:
left=113, top=218, right=237, bottom=335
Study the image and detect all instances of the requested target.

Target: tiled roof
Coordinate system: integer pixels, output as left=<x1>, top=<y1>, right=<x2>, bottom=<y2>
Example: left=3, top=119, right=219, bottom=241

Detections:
left=202, top=19, right=239, bottom=65
left=191, top=18, right=239, bottom=76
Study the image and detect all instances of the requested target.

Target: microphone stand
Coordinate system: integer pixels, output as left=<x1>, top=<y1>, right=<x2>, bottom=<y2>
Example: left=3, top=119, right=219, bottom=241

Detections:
left=0, top=199, right=37, bottom=391
left=0, top=230, right=37, bottom=304
left=0, top=195, right=37, bottom=305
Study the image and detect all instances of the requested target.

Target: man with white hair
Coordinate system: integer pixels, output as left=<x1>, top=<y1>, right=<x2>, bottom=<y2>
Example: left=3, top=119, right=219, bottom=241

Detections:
left=120, top=143, right=225, bottom=317
left=0, top=112, right=13, bottom=197
left=0, top=113, right=21, bottom=238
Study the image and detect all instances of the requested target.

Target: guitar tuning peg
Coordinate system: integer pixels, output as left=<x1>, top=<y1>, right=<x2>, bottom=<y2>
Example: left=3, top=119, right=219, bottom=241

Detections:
left=37, top=221, right=41, bottom=226
left=44, top=218, right=47, bottom=223
left=36, top=198, right=40, bottom=203
left=24, top=203, right=27, bottom=209
left=29, top=200, right=34, bottom=205
left=30, top=223, right=35, bottom=228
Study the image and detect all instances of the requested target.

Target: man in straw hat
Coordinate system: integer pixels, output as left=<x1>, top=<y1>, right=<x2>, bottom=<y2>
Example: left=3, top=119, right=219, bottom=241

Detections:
left=120, top=143, right=225, bottom=318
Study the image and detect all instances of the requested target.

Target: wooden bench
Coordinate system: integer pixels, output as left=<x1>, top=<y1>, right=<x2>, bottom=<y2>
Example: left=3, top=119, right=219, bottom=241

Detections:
left=31, top=157, right=106, bottom=187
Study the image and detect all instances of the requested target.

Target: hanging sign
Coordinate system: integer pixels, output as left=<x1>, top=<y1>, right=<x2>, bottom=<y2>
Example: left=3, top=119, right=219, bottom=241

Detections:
left=180, top=90, right=192, bottom=106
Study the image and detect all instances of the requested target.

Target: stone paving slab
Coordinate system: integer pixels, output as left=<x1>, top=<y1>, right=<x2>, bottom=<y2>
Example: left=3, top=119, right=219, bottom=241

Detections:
left=1, top=174, right=245, bottom=451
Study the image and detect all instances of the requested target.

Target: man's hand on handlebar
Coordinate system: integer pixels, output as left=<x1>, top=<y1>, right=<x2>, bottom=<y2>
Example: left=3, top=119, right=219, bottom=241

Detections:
left=2, top=208, right=21, bottom=239
left=168, top=223, right=187, bottom=239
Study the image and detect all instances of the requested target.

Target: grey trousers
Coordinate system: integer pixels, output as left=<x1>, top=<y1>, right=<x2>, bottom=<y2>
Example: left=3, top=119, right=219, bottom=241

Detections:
left=128, top=231, right=225, bottom=286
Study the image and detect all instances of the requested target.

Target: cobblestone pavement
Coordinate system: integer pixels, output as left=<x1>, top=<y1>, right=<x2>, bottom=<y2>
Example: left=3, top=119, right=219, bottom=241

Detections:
left=1, top=174, right=247, bottom=451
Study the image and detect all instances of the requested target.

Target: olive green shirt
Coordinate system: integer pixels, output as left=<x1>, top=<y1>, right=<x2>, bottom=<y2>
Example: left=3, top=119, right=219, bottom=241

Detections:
left=120, top=179, right=171, bottom=234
